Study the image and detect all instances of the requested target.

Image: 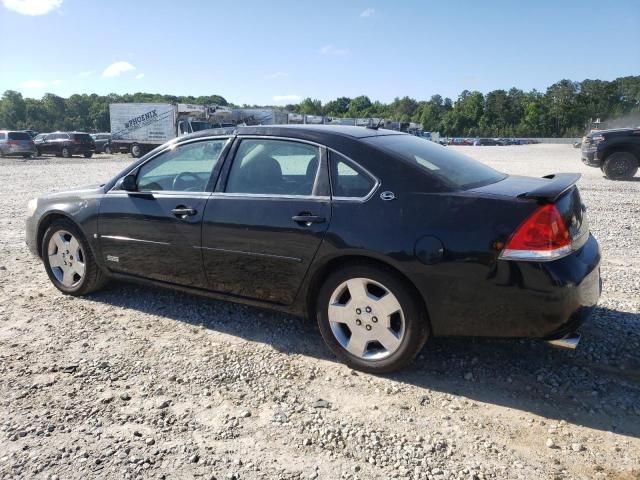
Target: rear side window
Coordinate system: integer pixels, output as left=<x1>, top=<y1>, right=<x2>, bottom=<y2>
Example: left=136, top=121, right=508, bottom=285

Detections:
left=8, top=132, right=31, bottom=140
left=364, top=135, right=506, bottom=189
left=225, top=139, right=320, bottom=196
left=72, top=134, right=93, bottom=141
left=330, top=152, right=376, bottom=199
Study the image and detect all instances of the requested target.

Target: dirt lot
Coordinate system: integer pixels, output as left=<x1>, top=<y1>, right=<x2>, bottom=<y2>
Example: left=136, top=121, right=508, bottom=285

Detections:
left=1, top=144, right=639, bottom=480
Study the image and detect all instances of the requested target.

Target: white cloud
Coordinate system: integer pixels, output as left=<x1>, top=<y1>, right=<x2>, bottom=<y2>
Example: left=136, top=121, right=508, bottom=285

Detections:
left=135, top=73, right=145, bottom=80
left=273, top=95, right=301, bottom=103
left=102, top=61, right=136, bottom=78
left=20, top=79, right=48, bottom=89
left=264, top=71, right=288, bottom=80
left=2, top=0, right=62, bottom=15
left=320, top=45, right=349, bottom=56
left=51, top=79, right=62, bottom=86
left=360, top=8, right=375, bottom=17
left=79, top=70, right=95, bottom=77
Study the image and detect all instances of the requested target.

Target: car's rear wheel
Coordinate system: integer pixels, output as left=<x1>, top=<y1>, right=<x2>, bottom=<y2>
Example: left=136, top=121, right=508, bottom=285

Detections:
left=61, top=147, right=71, bottom=158
left=603, top=152, right=638, bottom=180
left=42, top=219, right=107, bottom=296
left=84, top=152, right=93, bottom=158
left=316, top=264, right=429, bottom=373
left=22, top=154, right=33, bottom=159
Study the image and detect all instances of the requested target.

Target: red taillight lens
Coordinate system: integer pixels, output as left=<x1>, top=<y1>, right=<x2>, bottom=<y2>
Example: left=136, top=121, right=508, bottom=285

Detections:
left=500, top=204, right=572, bottom=261
left=7, top=140, right=17, bottom=145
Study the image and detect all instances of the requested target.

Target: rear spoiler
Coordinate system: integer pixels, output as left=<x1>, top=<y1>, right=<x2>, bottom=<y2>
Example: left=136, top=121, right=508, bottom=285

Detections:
left=519, top=173, right=581, bottom=202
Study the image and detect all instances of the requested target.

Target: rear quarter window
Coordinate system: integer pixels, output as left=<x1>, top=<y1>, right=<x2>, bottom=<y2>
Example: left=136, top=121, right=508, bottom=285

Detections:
left=363, top=134, right=505, bottom=189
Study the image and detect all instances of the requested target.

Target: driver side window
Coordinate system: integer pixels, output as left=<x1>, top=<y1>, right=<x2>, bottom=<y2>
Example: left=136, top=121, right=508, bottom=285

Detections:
left=136, top=139, right=228, bottom=192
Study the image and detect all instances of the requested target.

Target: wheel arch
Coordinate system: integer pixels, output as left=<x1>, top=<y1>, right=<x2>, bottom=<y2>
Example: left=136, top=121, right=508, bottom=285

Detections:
left=304, top=254, right=431, bottom=331
left=36, top=212, right=81, bottom=258
left=602, top=144, right=640, bottom=164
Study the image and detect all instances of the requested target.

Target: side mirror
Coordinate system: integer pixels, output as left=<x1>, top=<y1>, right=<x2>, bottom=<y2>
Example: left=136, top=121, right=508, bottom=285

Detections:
left=121, top=174, right=138, bottom=192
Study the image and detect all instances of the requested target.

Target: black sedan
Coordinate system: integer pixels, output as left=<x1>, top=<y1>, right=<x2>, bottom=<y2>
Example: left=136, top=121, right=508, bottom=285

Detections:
left=25, top=125, right=601, bottom=373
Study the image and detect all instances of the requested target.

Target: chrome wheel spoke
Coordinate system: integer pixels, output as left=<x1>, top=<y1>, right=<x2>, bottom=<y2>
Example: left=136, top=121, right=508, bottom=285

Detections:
left=376, top=327, right=402, bottom=352
left=53, top=232, right=66, bottom=251
left=345, top=331, right=369, bottom=358
left=374, top=293, right=402, bottom=320
left=48, top=254, right=62, bottom=268
left=72, top=260, right=85, bottom=277
left=69, top=236, right=80, bottom=257
left=345, top=278, right=370, bottom=304
left=328, top=303, right=353, bottom=326
left=61, top=267, right=75, bottom=287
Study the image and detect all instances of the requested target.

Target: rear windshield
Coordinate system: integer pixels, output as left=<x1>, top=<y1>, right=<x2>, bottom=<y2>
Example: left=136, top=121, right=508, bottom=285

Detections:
left=8, top=132, right=31, bottom=140
left=72, top=133, right=93, bottom=141
left=364, top=134, right=506, bottom=189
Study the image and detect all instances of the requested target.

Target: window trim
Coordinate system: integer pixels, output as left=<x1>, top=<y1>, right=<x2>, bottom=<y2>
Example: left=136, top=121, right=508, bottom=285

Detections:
left=107, top=135, right=232, bottom=195
left=218, top=136, right=329, bottom=199
left=328, top=150, right=380, bottom=203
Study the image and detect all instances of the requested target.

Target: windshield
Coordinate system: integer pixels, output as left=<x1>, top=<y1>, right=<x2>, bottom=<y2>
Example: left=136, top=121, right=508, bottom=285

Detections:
left=190, top=121, right=211, bottom=132
left=364, top=134, right=506, bottom=189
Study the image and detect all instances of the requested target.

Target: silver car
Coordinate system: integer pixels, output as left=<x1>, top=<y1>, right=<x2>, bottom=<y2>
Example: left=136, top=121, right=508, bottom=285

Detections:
left=0, top=130, right=37, bottom=158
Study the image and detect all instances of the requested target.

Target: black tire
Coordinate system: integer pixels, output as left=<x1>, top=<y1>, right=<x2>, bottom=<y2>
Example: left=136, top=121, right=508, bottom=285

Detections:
left=602, top=152, right=639, bottom=180
left=36, top=148, right=41, bottom=157
left=23, top=154, right=33, bottom=159
left=130, top=144, right=142, bottom=158
left=61, top=147, right=72, bottom=158
left=316, top=263, right=429, bottom=373
left=83, top=152, right=93, bottom=159
left=42, top=218, right=107, bottom=296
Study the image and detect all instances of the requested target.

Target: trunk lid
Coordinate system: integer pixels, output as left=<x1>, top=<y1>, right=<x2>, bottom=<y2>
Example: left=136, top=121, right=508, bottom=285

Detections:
left=470, top=173, right=589, bottom=252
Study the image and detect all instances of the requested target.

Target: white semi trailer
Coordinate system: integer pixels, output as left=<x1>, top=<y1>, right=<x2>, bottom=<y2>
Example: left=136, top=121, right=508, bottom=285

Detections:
left=109, top=103, right=230, bottom=157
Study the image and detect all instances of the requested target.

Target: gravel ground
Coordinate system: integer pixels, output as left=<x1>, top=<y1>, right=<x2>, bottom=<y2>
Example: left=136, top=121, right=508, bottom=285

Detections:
left=0, top=145, right=638, bottom=480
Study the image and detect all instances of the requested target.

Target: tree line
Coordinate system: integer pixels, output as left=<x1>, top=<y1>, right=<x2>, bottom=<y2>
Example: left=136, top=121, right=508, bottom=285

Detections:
left=1, top=76, right=638, bottom=137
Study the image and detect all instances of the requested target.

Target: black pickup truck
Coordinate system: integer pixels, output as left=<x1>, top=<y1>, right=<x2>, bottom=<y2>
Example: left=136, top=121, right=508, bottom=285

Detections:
left=581, top=128, right=640, bottom=180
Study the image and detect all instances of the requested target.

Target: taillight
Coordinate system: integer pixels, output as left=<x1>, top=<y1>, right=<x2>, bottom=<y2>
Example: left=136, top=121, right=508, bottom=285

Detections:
left=7, top=140, right=17, bottom=145
left=500, top=204, right=572, bottom=261
left=74, top=139, right=82, bottom=144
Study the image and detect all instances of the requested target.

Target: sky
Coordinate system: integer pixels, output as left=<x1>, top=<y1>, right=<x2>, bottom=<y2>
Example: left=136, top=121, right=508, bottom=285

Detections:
left=1, top=0, right=638, bottom=105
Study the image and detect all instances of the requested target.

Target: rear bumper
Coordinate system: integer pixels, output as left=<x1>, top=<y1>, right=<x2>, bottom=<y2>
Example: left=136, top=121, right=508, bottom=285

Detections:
left=2, top=145, right=37, bottom=155
left=420, top=234, right=601, bottom=338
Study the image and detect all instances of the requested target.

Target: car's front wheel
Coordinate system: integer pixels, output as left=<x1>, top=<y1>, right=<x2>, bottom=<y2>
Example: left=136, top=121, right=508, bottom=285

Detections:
left=603, top=152, right=638, bottom=180
left=316, top=263, right=429, bottom=373
left=42, top=219, right=106, bottom=295
left=84, top=152, right=93, bottom=159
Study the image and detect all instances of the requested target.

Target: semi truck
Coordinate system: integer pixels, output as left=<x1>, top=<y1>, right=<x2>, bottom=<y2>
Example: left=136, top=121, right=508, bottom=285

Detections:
left=109, top=103, right=231, bottom=157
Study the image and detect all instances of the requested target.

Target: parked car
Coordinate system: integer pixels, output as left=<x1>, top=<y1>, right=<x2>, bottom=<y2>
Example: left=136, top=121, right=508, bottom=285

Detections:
left=25, top=125, right=600, bottom=373
left=91, top=133, right=112, bottom=154
left=22, top=129, right=39, bottom=138
left=473, top=138, right=501, bottom=146
left=36, top=132, right=96, bottom=158
left=0, top=130, right=37, bottom=158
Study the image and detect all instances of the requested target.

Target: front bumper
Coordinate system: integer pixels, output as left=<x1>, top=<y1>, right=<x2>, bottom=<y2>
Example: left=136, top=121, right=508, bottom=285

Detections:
left=581, top=146, right=601, bottom=167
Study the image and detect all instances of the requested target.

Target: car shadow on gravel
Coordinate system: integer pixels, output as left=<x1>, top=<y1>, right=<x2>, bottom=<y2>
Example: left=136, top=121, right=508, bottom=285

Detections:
left=86, top=283, right=640, bottom=439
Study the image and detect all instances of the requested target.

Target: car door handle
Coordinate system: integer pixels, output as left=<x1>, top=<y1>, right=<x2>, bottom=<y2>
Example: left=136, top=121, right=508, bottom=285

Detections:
left=171, top=206, right=197, bottom=218
left=292, top=214, right=325, bottom=225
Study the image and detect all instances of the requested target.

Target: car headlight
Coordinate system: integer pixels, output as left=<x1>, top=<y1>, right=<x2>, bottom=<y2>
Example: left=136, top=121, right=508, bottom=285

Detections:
left=27, top=198, right=38, bottom=216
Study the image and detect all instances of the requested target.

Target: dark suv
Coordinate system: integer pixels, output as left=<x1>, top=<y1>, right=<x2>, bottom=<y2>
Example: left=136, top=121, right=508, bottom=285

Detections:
left=581, top=128, right=640, bottom=180
left=36, top=132, right=96, bottom=158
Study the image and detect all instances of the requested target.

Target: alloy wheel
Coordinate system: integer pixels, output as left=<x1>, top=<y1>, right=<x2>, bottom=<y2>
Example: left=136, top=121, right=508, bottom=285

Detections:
left=328, top=277, right=405, bottom=360
left=47, top=230, right=86, bottom=288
